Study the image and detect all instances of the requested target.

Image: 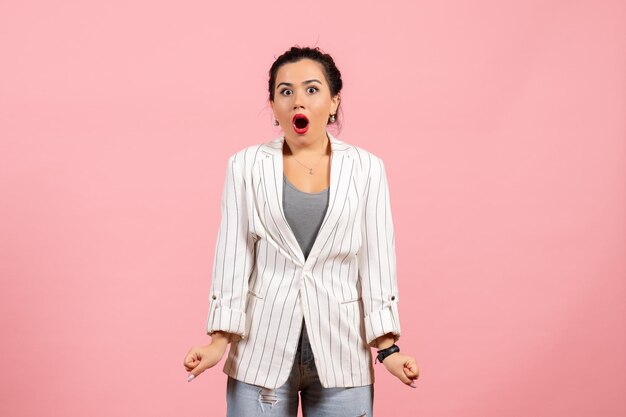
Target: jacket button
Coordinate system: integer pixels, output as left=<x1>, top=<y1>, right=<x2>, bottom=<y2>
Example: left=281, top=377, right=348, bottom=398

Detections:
left=391, top=295, right=396, bottom=301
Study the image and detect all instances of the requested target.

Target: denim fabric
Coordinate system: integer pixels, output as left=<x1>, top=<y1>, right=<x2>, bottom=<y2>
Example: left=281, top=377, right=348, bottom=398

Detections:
left=226, top=318, right=374, bottom=417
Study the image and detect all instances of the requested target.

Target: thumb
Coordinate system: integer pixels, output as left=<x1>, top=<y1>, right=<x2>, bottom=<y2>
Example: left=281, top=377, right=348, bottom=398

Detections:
left=403, top=367, right=418, bottom=385
left=399, top=369, right=417, bottom=388
left=397, top=370, right=416, bottom=388
left=187, top=361, right=208, bottom=381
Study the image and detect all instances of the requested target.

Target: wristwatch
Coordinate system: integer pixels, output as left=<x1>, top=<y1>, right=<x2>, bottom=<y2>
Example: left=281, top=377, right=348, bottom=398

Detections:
left=375, top=344, right=400, bottom=364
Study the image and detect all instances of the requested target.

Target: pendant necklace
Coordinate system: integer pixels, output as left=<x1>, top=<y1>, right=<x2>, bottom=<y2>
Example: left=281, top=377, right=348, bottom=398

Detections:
left=291, top=138, right=328, bottom=175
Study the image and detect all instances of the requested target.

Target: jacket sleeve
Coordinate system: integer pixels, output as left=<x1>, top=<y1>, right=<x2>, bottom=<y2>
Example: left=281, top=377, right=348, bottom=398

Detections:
left=357, top=157, right=402, bottom=348
left=205, top=154, right=255, bottom=342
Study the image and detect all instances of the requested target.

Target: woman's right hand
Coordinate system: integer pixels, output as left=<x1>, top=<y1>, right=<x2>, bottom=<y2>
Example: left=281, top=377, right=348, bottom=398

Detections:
left=183, top=332, right=231, bottom=381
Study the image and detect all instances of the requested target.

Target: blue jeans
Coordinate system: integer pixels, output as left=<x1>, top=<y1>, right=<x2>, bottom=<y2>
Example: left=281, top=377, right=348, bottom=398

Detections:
left=226, top=318, right=374, bottom=416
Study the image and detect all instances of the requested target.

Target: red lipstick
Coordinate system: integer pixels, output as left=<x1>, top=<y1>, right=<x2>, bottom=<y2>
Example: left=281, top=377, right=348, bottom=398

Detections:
left=292, top=113, right=309, bottom=134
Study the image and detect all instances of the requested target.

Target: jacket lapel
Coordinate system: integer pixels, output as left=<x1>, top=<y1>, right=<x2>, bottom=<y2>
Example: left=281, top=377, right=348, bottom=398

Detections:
left=259, top=132, right=354, bottom=269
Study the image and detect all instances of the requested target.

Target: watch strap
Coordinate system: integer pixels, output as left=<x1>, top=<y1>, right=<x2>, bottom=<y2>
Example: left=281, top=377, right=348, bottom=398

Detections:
left=375, top=344, right=400, bottom=364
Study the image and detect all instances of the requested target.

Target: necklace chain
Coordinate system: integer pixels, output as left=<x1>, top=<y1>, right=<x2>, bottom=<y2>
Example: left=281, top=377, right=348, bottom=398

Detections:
left=289, top=137, right=328, bottom=175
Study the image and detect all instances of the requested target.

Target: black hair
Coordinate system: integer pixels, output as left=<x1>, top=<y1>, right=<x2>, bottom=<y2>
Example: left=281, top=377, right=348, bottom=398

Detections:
left=268, top=45, right=343, bottom=132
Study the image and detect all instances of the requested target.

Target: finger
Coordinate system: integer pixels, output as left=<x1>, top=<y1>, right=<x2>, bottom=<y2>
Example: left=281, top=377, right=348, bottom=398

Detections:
left=188, top=364, right=206, bottom=381
left=184, top=354, right=199, bottom=366
left=401, top=377, right=416, bottom=388
left=184, top=361, right=199, bottom=372
left=401, top=371, right=417, bottom=388
left=184, top=362, right=197, bottom=372
left=396, top=368, right=412, bottom=385
left=404, top=360, right=419, bottom=378
left=404, top=367, right=419, bottom=378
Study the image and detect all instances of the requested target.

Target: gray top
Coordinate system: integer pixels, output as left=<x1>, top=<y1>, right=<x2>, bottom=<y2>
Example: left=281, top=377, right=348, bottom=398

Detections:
left=282, top=174, right=329, bottom=260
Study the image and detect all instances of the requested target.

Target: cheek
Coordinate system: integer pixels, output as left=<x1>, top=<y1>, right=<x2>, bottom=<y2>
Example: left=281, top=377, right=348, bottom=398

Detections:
left=311, top=101, right=331, bottom=118
left=274, top=104, right=290, bottom=117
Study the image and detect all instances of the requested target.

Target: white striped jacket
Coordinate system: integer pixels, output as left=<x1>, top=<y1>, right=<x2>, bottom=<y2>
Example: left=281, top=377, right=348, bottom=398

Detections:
left=205, top=132, right=402, bottom=389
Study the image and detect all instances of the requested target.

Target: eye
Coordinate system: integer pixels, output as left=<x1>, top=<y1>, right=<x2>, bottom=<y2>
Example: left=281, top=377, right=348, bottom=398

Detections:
left=307, top=86, right=318, bottom=94
left=279, top=89, right=292, bottom=96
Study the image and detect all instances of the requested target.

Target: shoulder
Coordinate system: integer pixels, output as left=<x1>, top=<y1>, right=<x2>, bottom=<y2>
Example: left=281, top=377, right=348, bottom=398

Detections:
left=343, top=142, right=386, bottom=179
left=225, top=143, right=266, bottom=173
left=326, top=133, right=386, bottom=173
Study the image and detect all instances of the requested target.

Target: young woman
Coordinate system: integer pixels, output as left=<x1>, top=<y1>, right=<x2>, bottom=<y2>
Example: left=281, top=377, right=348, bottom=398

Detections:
left=184, top=46, right=419, bottom=416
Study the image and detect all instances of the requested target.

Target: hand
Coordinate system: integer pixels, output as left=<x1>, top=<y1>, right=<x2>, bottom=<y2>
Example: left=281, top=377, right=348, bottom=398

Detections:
left=381, top=352, right=419, bottom=388
left=183, top=341, right=228, bottom=382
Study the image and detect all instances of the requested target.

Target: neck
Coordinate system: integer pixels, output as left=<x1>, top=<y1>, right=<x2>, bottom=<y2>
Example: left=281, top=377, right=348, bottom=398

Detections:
left=283, top=131, right=330, bottom=156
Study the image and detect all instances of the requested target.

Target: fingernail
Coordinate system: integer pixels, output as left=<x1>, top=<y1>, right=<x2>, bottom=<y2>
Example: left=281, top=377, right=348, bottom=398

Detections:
left=187, top=374, right=195, bottom=382
left=410, top=383, right=416, bottom=388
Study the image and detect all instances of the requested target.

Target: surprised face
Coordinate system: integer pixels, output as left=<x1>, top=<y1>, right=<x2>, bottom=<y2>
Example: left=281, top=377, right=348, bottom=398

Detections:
left=271, top=58, right=339, bottom=143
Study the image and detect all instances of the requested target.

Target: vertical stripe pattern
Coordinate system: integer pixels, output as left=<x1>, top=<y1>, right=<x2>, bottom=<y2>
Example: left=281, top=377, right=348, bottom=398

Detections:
left=205, top=133, right=402, bottom=389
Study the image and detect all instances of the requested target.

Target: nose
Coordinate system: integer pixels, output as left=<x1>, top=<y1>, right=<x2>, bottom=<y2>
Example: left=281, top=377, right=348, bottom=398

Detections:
left=292, top=91, right=305, bottom=110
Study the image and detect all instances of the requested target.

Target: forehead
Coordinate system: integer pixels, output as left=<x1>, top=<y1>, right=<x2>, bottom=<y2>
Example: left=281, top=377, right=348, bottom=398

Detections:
left=275, top=59, right=325, bottom=82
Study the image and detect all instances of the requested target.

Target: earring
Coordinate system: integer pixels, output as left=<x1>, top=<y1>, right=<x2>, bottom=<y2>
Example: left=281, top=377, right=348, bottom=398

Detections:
left=273, top=118, right=279, bottom=126
left=329, top=113, right=336, bottom=123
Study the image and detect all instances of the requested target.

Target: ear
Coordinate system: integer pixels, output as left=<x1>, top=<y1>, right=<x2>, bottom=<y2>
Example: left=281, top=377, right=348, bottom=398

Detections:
left=269, top=100, right=276, bottom=116
left=331, top=93, right=341, bottom=113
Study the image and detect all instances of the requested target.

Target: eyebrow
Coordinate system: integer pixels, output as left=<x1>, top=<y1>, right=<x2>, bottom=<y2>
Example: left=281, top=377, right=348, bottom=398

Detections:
left=276, top=79, right=322, bottom=89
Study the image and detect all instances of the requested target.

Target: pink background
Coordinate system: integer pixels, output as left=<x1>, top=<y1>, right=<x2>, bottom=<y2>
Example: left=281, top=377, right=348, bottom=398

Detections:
left=1, top=1, right=625, bottom=416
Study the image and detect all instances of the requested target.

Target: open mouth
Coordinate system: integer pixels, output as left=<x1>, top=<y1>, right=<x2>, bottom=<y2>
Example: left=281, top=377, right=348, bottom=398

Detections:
left=292, top=114, right=309, bottom=133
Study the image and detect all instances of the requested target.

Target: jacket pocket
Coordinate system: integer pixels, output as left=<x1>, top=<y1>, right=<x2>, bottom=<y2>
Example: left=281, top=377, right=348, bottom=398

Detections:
left=340, top=296, right=362, bottom=304
left=247, top=289, right=264, bottom=300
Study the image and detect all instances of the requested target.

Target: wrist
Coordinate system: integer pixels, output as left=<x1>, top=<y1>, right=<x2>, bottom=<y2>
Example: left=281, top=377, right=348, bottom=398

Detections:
left=375, top=344, right=400, bottom=364
left=374, top=333, right=395, bottom=350
left=210, top=331, right=232, bottom=346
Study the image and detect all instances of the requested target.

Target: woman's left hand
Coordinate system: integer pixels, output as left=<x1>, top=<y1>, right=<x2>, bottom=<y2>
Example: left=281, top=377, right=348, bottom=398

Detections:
left=381, top=353, right=419, bottom=388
